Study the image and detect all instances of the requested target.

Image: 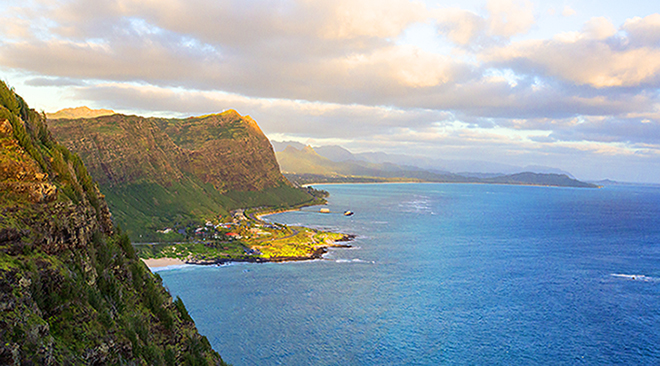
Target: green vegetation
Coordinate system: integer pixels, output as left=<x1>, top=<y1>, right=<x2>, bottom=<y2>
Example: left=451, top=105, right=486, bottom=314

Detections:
left=102, top=178, right=317, bottom=242
left=136, top=210, right=351, bottom=264
left=48, top=109, right=320, bottom=242
left=0, top=81, right=225, bottom=365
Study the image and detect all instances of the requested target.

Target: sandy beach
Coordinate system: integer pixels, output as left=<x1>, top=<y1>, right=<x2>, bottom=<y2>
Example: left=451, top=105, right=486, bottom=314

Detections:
left=141, top=257, right=187, bottom=268
left=254, top=207, right=300, bottom=221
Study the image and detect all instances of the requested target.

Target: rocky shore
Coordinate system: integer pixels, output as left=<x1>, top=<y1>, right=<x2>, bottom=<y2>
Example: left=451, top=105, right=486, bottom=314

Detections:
left=146, top=235, right=356, bottom=268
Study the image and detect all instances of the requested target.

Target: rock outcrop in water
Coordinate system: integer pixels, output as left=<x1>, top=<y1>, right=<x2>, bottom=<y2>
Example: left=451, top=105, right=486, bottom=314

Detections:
left=0, top=82, right=226, bottom=365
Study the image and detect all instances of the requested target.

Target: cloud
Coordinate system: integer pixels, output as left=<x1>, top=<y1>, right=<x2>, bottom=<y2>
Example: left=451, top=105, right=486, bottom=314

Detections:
left=25, top=77, right=87, bottom=86
left=549, top=117, right=660, bottom=145
left=581, top=17, right=616, bottom=40
left=485, top=17, right=660, bottom=88
left=622, top=13, right=660, bottom=47
left=317, top=0, right=427, bottom=40
left=433, top=8, right=487, bottom=45
left=3, top=0, right=660, bottom=182
left=561, top=6, right=576, bottom=17
left=486, top=0, right=535, bottom=38
left=433, top=0, right=535, bottom=46
left=71, top=83, right=454, bottom=139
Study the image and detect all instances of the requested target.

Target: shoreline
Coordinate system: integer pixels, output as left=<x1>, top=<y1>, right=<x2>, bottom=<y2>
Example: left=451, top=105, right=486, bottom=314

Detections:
left=302, top=180, right=601, bottom=189
left=143, top=236, right=355, bottom=269
left=250, top=199, right=327, bottom=222
left=183, top=243, right=352, bottom=266
left=142, top=200, right=353, bottom=270
left=254, top=207, right=301, bottom=221
left=141, top=257, right=187, bottom=268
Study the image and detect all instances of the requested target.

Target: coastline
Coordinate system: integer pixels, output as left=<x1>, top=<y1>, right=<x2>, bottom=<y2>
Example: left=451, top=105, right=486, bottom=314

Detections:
left=302, top=180, right=602, bottom=189
left=254, top=207, right=301, bottom=221
left=142, top=257, right=187, bottom=268
left=249, top=199, right=327, bottom=222
left=141, top=199, right=354, bottom=270
left=183, top=242, right=354, bottom=266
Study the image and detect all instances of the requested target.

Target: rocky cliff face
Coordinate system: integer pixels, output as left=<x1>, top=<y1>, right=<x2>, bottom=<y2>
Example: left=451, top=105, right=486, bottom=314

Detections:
left=48, top=110, right=313, bottom=240
left=49, top=110, right=288, bottom=192
left=155, top=111, right=287, bottom=192
left=0, top=82, right=225, bottom=365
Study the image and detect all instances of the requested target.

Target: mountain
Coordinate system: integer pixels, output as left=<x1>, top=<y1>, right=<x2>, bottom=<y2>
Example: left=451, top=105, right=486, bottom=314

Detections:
left=49, top=111, right=315, bottom=241
left=277, top=145, right=466, bottom=181
left=481, top=172, right=595, bottom=188
left=0, top=81, right=225, bottom=365
left=276, top=145, right=598, bottom=188
left=271, top=140, right=574, bottom=177
left=271, top=140, right=306, bottom=152
left=46, top=106, right=115, bottom=119
left=313, top=145, right=356, bottom=162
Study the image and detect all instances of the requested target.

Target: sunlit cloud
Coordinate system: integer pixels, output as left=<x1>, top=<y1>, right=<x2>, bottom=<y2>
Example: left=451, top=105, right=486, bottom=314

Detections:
left=1, top=0, right=660, bottom=182
left=561, top=6, right=576, bottom=17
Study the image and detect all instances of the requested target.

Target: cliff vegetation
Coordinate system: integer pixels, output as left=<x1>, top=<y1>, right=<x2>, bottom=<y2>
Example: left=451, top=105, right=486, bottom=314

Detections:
left=0, top=81, right=226, bottom=365
left=48, top=111, right=317, bottom=241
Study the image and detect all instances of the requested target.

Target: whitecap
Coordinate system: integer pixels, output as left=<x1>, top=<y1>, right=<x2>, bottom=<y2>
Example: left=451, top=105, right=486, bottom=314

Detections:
left=150, top=264, right=193, bottom=272
left=611, top=273, right=658, bottom=282
left=334, top=258, right=374, bottom=264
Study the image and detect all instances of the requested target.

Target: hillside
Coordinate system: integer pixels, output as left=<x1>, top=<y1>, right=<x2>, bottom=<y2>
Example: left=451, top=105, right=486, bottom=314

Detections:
left=276, top=145, right=599, bottom=188
left=272, top=140, right=575, bottom=177
left=49, top=111, right=315, bottom=241
left=277, top=146, right=467, bottom=182
left=0, top=81, right=225, bottom=364
left=46, top=106, right=115, bottom=119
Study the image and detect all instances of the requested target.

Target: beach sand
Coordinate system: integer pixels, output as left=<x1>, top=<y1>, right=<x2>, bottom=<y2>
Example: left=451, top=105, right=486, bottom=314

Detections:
left=141, top=257, right=186, bottom=268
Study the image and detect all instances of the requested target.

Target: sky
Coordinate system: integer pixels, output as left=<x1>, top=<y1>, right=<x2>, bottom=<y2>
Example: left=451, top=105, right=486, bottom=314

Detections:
left=2, top=0, right=660, bottom=183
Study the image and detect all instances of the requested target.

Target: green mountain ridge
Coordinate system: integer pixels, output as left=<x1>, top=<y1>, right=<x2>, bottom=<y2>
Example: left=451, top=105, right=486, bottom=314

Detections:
left=0, top=81, right=225, bottom=364
left=49, top=111, right=315, bottom=241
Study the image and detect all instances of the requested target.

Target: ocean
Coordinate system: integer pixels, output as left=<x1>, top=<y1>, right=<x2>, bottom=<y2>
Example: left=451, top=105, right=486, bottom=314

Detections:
left=157, top=183, right=660, bottom=365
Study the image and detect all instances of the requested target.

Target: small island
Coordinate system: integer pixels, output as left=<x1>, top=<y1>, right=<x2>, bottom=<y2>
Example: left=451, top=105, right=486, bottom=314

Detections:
left=136, top=205, right=354, bottom=267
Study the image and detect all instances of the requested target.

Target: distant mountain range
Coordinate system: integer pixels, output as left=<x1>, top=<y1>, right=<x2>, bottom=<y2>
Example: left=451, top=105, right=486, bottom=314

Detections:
left=272, top=142, right=597, bottom=188
left=271, top=140, right=574, bottom=177
left=46, top=106, right=115, bottom=119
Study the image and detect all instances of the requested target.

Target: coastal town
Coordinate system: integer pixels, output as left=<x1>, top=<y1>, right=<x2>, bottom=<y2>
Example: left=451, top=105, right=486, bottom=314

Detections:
left=137, top=207, right=354, bottom=265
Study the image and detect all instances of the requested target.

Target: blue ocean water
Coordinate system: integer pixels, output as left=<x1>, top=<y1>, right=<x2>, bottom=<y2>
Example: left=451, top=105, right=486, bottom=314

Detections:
left=157, top=183, right=660, bottom=365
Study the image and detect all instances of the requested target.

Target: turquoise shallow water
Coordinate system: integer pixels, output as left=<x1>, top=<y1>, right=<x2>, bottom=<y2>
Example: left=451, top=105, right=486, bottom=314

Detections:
left=157, top=183, right=660, bottom=365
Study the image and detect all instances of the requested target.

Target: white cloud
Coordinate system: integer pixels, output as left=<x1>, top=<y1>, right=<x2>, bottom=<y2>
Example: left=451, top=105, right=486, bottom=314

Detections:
left=433, top=0, right=535, bottom=46
left=486, top=0, right=535, bottom=38
left=622, top=13, right=660, bottom=46
left=2, top=0, right=660, bottom=182
left=561, top=6, right=576, bottom=17
left=485, top=15, right=660, bottom=88
left=433, top=8, right=486, bottom=45
left=581, top=17, right=616, bottom=40
left=316, top=0, right=427, bottom=40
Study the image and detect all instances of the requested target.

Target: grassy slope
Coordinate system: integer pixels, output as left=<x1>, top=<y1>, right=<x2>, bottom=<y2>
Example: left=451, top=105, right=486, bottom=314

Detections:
left=104, top=178, right=314, bottom=241
left=0, top=81, right=225, bottom=365
left=49, top=111, right=315, bottom=241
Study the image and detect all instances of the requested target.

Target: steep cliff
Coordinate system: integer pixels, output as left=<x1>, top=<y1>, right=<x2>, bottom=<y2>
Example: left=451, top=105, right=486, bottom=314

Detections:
left=48, top=110, right=313, bottom=240
left=0, top=82, right=225, bottom=365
